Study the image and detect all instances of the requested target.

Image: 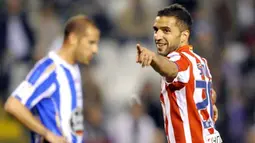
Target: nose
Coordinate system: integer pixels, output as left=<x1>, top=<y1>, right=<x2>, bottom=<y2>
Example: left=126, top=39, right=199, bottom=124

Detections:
left=154, top=30, right=164, bottom=41
left=92, top=45, right=98, bottom=54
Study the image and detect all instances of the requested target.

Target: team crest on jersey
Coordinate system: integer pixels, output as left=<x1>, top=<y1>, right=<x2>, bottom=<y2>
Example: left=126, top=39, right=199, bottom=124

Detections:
left=70, top=108, right=84, bottom=136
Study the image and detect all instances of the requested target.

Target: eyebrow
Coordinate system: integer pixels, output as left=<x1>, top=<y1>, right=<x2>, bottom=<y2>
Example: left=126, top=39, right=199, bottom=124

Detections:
left=153, top=26, right=171, bottom=30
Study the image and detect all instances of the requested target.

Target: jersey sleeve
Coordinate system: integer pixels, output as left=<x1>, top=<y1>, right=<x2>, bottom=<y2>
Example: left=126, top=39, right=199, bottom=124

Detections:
left=12, top=59, right=57, bottom=109
left=163, top=52, right=190, bottom=87
left=202, top=57, right=212, bottom=80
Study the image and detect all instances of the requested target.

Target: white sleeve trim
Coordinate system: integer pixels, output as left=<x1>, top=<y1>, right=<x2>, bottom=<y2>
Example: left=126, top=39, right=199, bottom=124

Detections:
left=30, top=83, right=56, bottom=108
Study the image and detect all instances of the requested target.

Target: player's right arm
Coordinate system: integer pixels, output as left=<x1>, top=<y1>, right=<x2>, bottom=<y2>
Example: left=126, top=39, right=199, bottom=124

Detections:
left=4, top=97, right=67, bottom=142
left=136, top=44, right=179, bottom=81
left=4, top=60, right=68, bottom=143
left=136, top=44, right=190, bottom=85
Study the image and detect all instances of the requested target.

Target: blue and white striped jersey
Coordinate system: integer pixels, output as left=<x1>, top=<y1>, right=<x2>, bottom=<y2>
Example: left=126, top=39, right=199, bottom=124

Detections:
left=12, top=52, right=84, bottom=143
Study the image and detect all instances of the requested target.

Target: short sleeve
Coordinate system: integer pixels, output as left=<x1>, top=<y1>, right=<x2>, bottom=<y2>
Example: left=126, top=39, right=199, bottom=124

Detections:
left=12, top=59, right=57, bottom=109
left=163, top=52, right=190, bottom=87
left=202, top=58, right=212, bottom=80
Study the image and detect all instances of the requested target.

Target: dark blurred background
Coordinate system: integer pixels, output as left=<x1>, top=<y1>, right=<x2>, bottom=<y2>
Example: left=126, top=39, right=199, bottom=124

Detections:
left=0, top=0, right=254, bottom=143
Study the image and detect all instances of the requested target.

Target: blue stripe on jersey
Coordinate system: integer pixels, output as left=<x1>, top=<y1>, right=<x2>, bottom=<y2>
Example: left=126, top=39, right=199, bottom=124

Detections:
left=195, top=80, right=208, bottom=110
left=36, top=98, right=62, bottom=136
left=30, top=80, right=62, bottom=143
left=50, top=80, right=62, bottom=133
left=26, top=71, right=56, bottom=109
left=208, top=83, right=213, bottom=119
left=61, top=65, right=78, bottom=143
left=28, top=58, right=53, bottom=85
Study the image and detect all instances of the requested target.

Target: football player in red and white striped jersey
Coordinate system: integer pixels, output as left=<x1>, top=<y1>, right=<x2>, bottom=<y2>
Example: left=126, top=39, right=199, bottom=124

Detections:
left=136, top=4, right=222, bottom=143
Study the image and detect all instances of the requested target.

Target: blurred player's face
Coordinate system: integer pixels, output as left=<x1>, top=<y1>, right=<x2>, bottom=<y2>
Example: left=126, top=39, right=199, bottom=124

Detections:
left=74, top=26, right=100, bottom=65
left=153, top=16, right=183, bottom=56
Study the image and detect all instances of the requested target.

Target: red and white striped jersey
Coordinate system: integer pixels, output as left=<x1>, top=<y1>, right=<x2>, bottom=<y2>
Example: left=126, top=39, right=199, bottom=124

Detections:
left=160, top=45, right=220, bottom=143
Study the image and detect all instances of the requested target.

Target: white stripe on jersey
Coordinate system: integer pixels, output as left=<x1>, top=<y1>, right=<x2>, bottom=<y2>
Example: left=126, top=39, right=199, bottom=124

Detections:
left=25, top=57, right=49, bottom=80
left=175, top=66, right=190, bottom=83
left=175, top=86, right=192, bottom=143
left=57, top=66, right=73, bottom=141
left=182, top=52, right=204, bottom=103
left=12, top=81, right=34, bottom=104
left=161, top=81, right=176, bottom=143
left=168, top=52, right=181, bottom=61
left=30, top=83, right=56, bottom=107
left=202, top=58, right=212, bottom=78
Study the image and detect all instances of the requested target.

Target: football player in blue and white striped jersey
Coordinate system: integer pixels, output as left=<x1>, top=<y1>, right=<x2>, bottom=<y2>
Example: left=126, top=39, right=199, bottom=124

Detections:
left=4, top=15, right=100, bottom=143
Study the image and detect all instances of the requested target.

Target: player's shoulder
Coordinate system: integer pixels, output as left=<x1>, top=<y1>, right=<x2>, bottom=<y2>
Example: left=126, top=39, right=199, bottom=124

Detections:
left=167, top=51, right=182, bottom=61
left=167, top=51, right=191, bottom=64
left=167, top=51, right=179, bottom=58
left=192, top=51, right=209, bottom=64
left=33, top=57, right=57, bottom=73
left=26, top=57, right=57, bottom=85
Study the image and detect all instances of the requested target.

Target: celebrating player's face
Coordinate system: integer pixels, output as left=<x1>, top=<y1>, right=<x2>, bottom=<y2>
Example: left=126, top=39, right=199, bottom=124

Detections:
left=153, top=16, right=182, bottom=56
left=75, top=26, right=100, bottom=65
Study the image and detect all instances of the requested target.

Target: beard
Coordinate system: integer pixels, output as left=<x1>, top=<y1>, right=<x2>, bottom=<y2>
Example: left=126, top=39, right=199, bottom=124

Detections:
left=157, top=43, right=179, bottom=56
left=155, top=36, right=181, bottom=56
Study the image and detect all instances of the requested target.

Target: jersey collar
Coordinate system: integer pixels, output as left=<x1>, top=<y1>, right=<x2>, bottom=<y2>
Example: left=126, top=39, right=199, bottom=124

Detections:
left=175, top=45, right=193, bottom=52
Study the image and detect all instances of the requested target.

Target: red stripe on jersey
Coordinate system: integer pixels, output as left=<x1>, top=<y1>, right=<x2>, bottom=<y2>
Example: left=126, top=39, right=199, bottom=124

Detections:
left=165, top=116, right=170, bottom=143
left=160, top=93, right=170, bottom=141
left=169, top=81, right=185, bottom=91
left=166, top=84, right=186, bottom=143
left=166, top=53, right=190, bottom=83
left=201, top=90, right=209, bottom=120
left=184, top=51, right=204, bottom=143
left=174, top=54, right=190, bottom=72
left=160, top=93, right=165, bottom=105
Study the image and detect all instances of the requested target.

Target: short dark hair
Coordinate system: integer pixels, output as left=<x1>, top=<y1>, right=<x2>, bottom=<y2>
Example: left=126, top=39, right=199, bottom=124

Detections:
left=157, top=4, right=192, bottom=32
left=64, top=15, right=97, bottom=41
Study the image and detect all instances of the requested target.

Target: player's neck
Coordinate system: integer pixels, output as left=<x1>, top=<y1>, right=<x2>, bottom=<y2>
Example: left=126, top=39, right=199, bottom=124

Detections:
left=176, top=42, right=189, bottom=50
left=57, top=44, right=76, bottom=65
left=179, top=42, right=189, bottom=48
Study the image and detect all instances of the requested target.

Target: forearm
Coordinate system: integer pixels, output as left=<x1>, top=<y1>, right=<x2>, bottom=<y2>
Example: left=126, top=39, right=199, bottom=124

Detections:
left=211, top=89, right=217, bottom=104
left=151, top=54, right=178, bottom=79
left=4, top=97, right=49, bottom=137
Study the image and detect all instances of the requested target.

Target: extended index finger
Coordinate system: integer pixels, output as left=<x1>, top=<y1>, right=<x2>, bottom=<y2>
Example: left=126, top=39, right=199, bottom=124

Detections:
left=137, top=44, right=143, bottom=53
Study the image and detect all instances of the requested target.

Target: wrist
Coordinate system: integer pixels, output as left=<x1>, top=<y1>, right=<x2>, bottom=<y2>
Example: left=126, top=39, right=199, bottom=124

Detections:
left=43, top=129, right=50, bottom=139
left=151, top=52, right=157, bottom=62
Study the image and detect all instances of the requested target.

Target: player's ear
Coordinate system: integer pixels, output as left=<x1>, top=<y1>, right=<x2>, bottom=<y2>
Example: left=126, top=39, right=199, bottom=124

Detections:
left=68, top=32, right=78, bottom=45
left=180, top=30, right=189, bottom=44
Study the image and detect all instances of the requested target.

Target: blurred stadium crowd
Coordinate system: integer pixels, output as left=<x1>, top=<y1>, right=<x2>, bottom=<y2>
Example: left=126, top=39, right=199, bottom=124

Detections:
left=0, top=0, right=254, bottom=143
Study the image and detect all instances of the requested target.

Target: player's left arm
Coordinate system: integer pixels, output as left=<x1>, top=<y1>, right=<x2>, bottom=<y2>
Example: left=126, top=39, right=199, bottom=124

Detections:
left=212, top=88, right=217, bottom=105
left=202, top=57, right=219, bottom=122
left=136, top=44, right=178, bottom=81
left=211, top=88, right=219, bottom=122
